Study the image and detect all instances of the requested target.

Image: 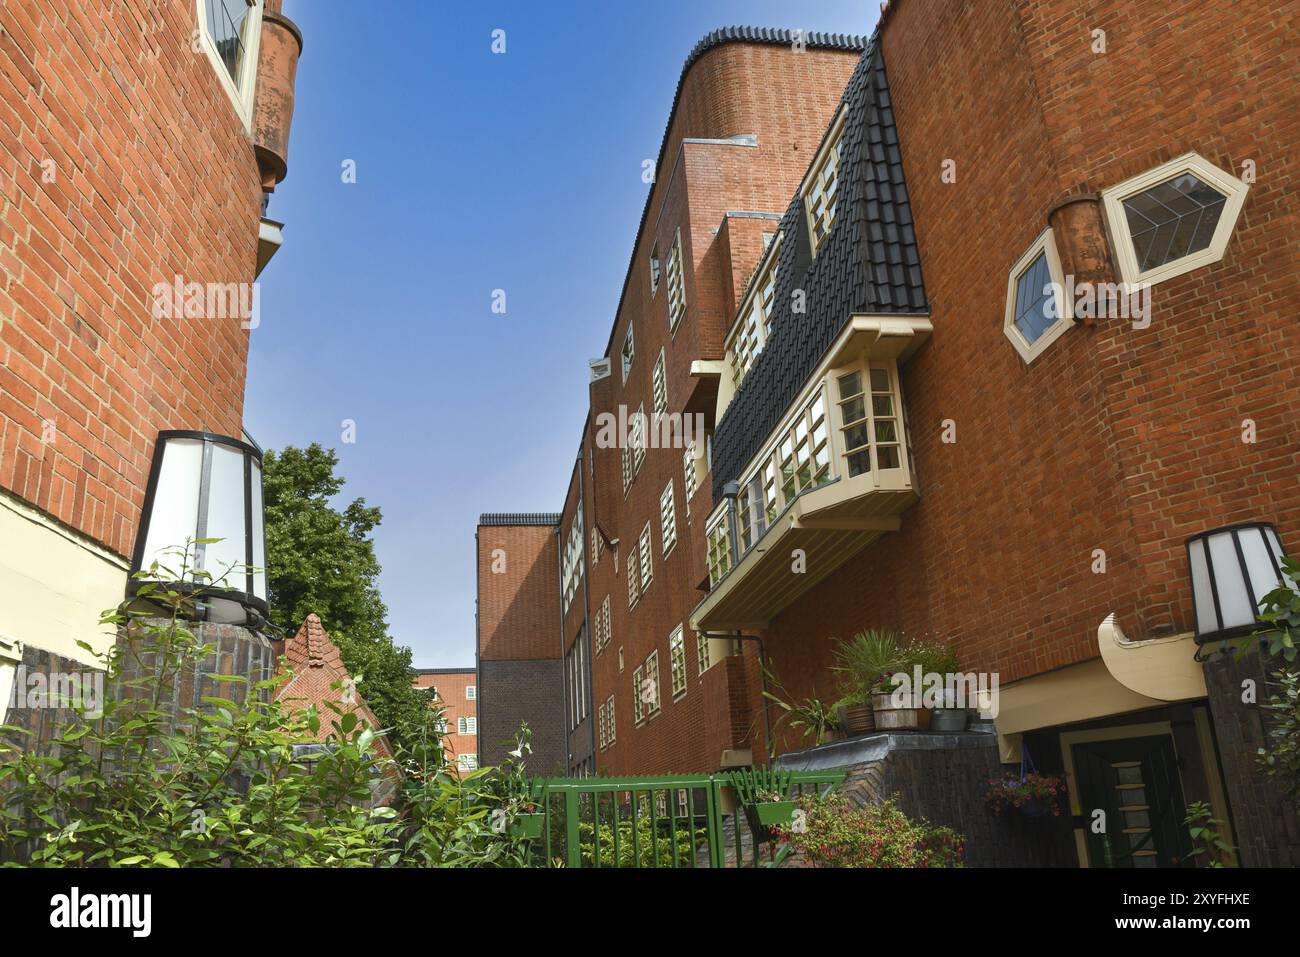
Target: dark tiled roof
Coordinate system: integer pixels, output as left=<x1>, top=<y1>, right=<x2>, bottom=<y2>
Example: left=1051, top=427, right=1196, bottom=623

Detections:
left=413, top=667, right=475, bottom=675
left=711, top=42, right=929, bottom=502
left=597, top=27, right=869, bottom=363
left=478, top=513, right=561, bottom=527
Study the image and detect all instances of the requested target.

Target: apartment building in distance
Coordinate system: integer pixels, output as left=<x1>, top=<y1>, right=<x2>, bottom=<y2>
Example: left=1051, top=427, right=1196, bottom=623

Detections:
left=413, top=667, right=479, bottom=773
left=0, top=1, right=302, bottom=741
left=480, top=2, right=1299, bottom=868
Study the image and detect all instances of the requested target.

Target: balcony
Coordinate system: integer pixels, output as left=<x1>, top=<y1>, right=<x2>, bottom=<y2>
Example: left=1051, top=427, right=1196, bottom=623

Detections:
left=691, top=314, right=930, bottom=633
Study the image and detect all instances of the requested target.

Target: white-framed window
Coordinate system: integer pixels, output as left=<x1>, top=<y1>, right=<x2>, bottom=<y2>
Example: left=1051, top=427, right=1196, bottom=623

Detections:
left=598, top=699, right=608, bottom=749
left=465, top=685, right=476, bottom=700
left=621, top=325, right=635, bottom=383
left=659, top=481, right=677, bottom=556
left=618, top=646, right=625, bottom=673
left=435, top=718, right=449, bottom=734
left=638, top=522, right=653, bottom=592
left=802, top=107, right=845, bottom=256
left=458, top=753, right=478, bottom=772
left=627, top=545, right=640, bottom=608
left=652, top=348, right=668, bottom=417
left=622, top=444, right=632, bottom=495
left=457, top=716, right=477, bottom=735
left=706, top=512, right=732, bottom=587
left=561, top=506, right=585, bottom=613
left=631, top=404, right=646, bottom=474
left=669, top=626, right=687, bottom=699
left=632, top=665, right=645, bottom=724
left=1101, top=152, right=1249, bottom=288
left=696, top=631, right=711, bottom=674
left=649, top=244, right=661, bottom=296
left=196, top=0, right=264, bottom=130
left=666, top=228, right=686, bottom=332
left=594, top=594, right=612, bottom=652
left=0, top=637, right=20, bottom=726
left=591, top=527, right=603, bottom=566
left=1003, top=228, right=1072, bottom=364
left=644, top=650, right=661, bottom=717
left=682, top=444, right=698, bottom=513
left=776, top=388, right=831, bottom=501
left=727, top=234, right=782, bottom=384
left=835, top=365, right=903, bottom=476
left=605, top=694, right=615, bottom=744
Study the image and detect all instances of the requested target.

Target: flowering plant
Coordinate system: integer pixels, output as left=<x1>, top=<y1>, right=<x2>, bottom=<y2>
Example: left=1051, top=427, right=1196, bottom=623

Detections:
left=985, top=772, right=1065, bottom=816
left=774, top=794, right=965, bottom=868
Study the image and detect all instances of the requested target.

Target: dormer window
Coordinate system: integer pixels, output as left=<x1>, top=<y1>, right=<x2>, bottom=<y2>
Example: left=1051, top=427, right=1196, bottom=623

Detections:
left=198, top=1, right=264, bottom=129
left=802, top=107, right=845, bottom=256
left=726, top=234, right=782, bottom=384
left=1101, top=152, right=1249, bottom=288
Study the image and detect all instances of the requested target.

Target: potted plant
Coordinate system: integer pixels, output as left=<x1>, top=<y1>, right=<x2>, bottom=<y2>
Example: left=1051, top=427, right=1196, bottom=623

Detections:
left=912, top=641, right=968, bottom=732
left=508, top=799, right=546, bottom=839
left=728, top=769, right=796, bottom=843
left=832, top=630, right=906, bottom=735
left=762, top=667, right=842, bottom=748
left=985, top=772, right=1066, bottom=818
left=751, top=787, right=797, bottom=827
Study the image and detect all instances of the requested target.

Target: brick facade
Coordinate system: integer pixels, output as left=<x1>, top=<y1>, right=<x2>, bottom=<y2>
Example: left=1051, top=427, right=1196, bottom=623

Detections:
left=413, top=668, right=479, bottom=771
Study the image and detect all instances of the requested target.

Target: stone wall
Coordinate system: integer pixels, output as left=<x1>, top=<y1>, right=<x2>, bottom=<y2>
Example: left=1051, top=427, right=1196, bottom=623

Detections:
left=776, top=730, right=1077, bottom=867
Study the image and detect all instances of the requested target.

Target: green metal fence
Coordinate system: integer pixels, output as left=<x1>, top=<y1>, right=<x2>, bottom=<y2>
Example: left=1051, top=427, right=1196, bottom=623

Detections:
left=525, top=770, right=844, bottom=868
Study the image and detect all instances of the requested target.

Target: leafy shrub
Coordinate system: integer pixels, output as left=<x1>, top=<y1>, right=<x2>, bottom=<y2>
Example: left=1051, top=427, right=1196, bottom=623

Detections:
left=776, top=794, right=964, bottom=867
left=578, top=813, right=702, bottom=867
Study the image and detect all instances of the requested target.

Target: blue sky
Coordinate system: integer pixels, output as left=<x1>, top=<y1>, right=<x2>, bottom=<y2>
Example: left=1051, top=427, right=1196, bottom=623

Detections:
left=247, top=1, right=880, bottom=666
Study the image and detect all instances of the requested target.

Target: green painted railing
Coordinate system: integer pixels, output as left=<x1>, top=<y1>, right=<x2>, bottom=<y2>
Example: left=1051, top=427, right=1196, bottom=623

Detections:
left=525, top=770, right=844, bottom=868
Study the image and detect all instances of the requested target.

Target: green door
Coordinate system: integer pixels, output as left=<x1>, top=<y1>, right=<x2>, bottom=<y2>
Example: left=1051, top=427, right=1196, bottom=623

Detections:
left=1072, top=734, right=1194, bottom=868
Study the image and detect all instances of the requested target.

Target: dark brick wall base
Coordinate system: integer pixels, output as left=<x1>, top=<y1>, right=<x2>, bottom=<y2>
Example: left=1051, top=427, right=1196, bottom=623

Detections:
left=776, top=730, right=1078, bottom=867
left=480, top=658, right=567, bottom=776
left=1202, top=645, right=1300, bottom=866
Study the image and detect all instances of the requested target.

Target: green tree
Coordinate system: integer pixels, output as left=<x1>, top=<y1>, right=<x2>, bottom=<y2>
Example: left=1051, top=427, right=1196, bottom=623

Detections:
left=262, top=444, right=428, bottom=756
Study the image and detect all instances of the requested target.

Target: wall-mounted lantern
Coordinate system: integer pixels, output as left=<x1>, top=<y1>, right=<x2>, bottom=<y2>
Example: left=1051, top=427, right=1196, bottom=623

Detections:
left=129, top=431, right=268, bottom=625
left=1186, top=522, right=1288, bottom=644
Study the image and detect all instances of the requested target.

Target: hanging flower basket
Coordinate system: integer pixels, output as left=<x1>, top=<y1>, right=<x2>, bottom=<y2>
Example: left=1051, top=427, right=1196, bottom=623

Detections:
left=985, top=773, right=1065, bottom=819
left=509, top=811, right=545, bottom=839
left=753, top=800, right=797, bottom=827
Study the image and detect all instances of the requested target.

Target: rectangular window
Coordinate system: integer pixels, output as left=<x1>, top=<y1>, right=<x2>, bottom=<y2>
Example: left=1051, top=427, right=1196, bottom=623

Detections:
left=638, top=523, right=653, bottom=591
left=627, top=545, right=640, bottom=608
left=632, top=404, right=646, bottom=474
left=595, top=594, right=612, bottom=652
left=591, top=527, right=603, bottom=566
left=644, top=651, right=661, bottom=717
left=605, top=694, right=615, bottom=744
left=458, top=753, right=478, bottom=772
left=633, top=665, right=645, bottom=724
left=622, top=445, right=632, bottom=494
left=696, top=630, right=711, bottom=674
left=659, top=481, right=677, bottom=556
left=465, top=685, right=476, bottom=701
left=706, top=512, right=732, bottom=586
left=459, top=716, right=478, bottom=735
left=561, top=506, right=585, bottom=613
left=682, top=444, right=698, bottom=512
left=649, top=244, right=661, bottom=296
left=776, top=388, right=830, bottom=503
left=198, top=1, right=263, bottom=127
left=652, top=348, right=668, bottom=417
left=836, top=364, right=902, bottom=475
left=669, top=626, right=687, bottom=698
left=621, top=325, right=635, bottom=383
left=666, top=228, right=686, bottom=332
left=598, top=700, right=608, bottom=749
left=726, top=235, right=782, bottom=384
left=803, top=109, right=845, bottom=255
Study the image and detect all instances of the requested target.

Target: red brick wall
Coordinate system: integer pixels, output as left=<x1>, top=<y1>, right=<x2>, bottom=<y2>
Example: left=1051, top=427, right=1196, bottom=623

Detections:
left=477, top=523, right=560, bottom=661
left=0, top=1, right=265, bottom=556
left=585, top=41, right=861, bottom=775
left=754, top=0, right=1300, bottom=756
left=413, top=670, right=477, bottom=768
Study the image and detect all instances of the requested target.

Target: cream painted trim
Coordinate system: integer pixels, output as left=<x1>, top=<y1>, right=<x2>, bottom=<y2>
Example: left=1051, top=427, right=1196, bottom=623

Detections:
left=0, top=635, right=21, bottom=726
left=1100, top=152, right=1249, bottom=288
left=1002, top=227, right=1073, bottom=364
left=995, top=658, right=1166, bottom=736
left=800, top=105, right=847, bottom=257
left=195, top=0, right=264, bottom=132
left=1192, top=707, right=1238, bottom=867
left=724, top=232, right=784, bottom=385
left=1060, top=721, right=1172, bottom=869
left=1097, top=613, right=1207, bottom=702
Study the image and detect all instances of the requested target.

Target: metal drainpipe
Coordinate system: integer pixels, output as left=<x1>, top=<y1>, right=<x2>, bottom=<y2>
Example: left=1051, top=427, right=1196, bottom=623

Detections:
left=721, top=480, right=741, bottom=570
left=701, top=629, right=773, bottom=770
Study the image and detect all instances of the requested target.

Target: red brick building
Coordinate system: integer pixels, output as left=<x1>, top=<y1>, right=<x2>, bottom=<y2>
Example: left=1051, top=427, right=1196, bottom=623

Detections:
left=478, top=5, right=1298, bottom=868
left=0, top=1, right=301, bottom=737
left=412, top=668, right=478, bottom=773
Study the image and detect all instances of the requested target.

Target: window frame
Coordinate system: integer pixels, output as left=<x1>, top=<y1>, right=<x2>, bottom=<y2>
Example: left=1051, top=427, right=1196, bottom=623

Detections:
left=621, top=325, right=635, bottom=383
left=638, top=522, right=653, bottom=592
left=666, top=228, right=686, bottom=333
left=659, top=480, right=678, bottom=557
left=1100, top=152, right=1249, bottom=289
left=725, top=233, right=783, bottom=385
left=195, top=0, right=264, bottom=131
left=644, top=650, right=661, bottom=718
left=801, top=106, right=846, bottom=257
left=1002, top=227, right=1073, bottom=364
left=696, top=630, right=711, bottom=675
left=669, top=626, right=687, bottom=699
left=465, top=685, right=476, bottom=700
left=652, top=348, right=668, bottom=417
